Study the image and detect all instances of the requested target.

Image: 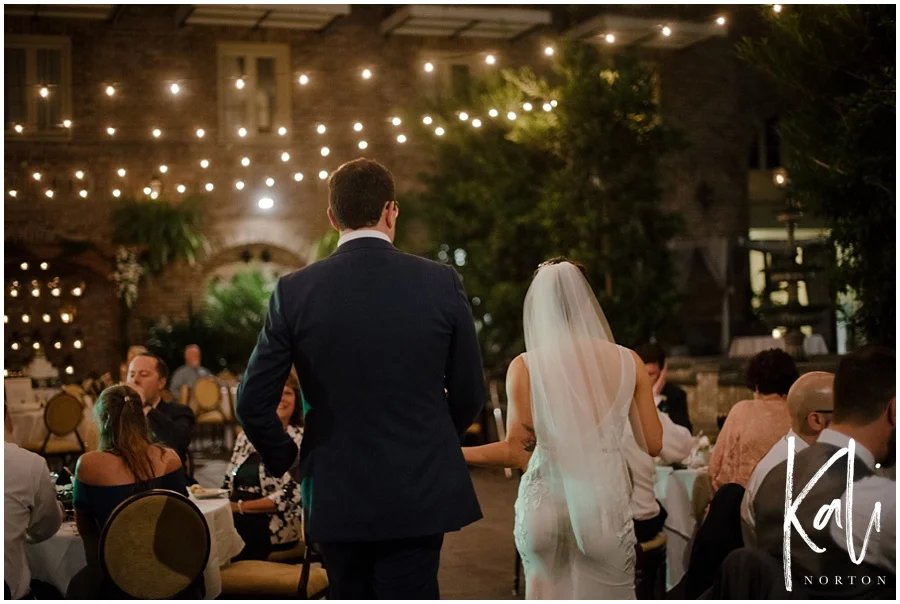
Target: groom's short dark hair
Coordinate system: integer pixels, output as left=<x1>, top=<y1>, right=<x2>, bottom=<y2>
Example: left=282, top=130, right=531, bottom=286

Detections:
left=329, top=158, right=395, bottom=230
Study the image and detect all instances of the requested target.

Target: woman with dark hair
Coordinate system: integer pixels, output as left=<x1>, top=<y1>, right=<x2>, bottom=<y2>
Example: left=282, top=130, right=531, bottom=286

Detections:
left=708, top=348, right=799, bottom=491
left=223, top=372, right=304, bottom=561
left=70, top=383, right=187, bottom=596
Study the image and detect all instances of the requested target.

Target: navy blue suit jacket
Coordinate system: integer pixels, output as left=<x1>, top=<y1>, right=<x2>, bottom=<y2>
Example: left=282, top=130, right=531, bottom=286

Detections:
left=236, top=237, right=485, bottom=542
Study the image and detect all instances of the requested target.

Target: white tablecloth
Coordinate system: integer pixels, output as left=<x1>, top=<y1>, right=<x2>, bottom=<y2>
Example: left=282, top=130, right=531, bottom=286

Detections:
left=25, top=496, right=244, bottom=598
left=654, top=466, right=707, bottom=590
left=9, top=402, right=97, bottom=451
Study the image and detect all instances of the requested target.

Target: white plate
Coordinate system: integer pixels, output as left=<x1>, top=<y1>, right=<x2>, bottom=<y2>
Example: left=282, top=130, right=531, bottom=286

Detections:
left=190, top=488, right=229, bottom=499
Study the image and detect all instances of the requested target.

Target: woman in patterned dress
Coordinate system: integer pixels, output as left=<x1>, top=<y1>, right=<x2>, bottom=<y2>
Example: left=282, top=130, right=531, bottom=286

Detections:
left=223, top=372, right=304, bottom=560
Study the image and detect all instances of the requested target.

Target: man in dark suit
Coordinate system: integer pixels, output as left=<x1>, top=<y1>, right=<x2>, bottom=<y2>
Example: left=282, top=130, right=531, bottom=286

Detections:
left=127, top=353, right=196, bottom=465
left=237, top=158, right=485, bottom=599
left=637, top=343, right=693, bottom=433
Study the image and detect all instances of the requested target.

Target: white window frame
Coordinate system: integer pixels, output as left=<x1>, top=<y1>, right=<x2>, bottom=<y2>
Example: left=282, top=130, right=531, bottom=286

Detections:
left=217, top=42, right=291, bottom=144
left=5, top=35, right=72, bottom=141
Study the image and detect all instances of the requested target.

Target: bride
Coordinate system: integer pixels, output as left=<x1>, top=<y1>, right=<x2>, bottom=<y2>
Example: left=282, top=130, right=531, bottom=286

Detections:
left=463, top=258, right=663, bottom=599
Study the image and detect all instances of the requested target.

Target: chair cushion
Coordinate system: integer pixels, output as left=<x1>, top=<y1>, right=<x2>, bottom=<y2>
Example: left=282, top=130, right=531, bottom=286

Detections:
left=221, top=561, right=328, bottom=597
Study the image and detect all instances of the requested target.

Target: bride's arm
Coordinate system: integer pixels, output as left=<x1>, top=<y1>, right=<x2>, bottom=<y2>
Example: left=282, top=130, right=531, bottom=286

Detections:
left=463, top=354, right=534, bottom=471
left=628, top=350, right=664, bottom=457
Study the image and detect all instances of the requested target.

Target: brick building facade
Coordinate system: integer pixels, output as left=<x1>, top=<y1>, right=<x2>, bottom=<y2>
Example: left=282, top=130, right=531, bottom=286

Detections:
left=5, top=5, right=792, bottom=379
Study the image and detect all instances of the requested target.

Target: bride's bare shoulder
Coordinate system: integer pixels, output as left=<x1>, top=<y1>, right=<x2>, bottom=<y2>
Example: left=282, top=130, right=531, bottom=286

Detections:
left=510, top=353, right=530, bottom=373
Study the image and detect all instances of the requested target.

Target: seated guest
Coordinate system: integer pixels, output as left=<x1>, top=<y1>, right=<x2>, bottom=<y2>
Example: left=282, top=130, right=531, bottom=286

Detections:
left=169, top=344, right=214, bottom=400
left=624, top=403, right=694, bottom=542
left=4, top=408, right=64, bottom=600
left=72, top=384, right=187, bottom=596
left=637, top=343, right=693, bottom=433
left=224, top=373, right=304, bottom=561
left=127, top=353, right=196, bottom=465
left=740, top=371, right=834, bottom=546
left=708, top=348, right=798, bottom=491
left=754, top=346, right=895, bottom=598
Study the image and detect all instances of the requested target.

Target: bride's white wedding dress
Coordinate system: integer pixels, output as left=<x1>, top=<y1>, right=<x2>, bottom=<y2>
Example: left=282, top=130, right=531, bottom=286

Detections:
left=512, top=262, right=642, bottom=599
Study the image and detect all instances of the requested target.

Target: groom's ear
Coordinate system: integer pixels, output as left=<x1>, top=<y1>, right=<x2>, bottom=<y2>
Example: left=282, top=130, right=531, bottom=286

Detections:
left=326, top=206, right=340, bottom=232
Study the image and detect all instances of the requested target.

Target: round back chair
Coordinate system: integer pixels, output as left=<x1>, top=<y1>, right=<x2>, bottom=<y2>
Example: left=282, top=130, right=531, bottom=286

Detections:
left=194, top=376, right=221, bottom=413
left=100, top=489, right=210, bottom=599
left=39, top=392, right=86, bottom=454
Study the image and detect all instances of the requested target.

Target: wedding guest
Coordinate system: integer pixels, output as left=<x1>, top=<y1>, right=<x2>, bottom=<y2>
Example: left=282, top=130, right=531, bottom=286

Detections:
left=71, top=384, right=188, bottom=596
left=224, top=373, right=304, bottom=561
left=4, top=407, right=64, bottom=600
left=624, top=404, right=694, bottom=542
left=740, top=371, right=834, bottom=546
left=169, top=344, right=214, bottom=399
left=120, top=345, right=149, bottom=382
left=754, top=346, right=895, bottom=598
left=637, top=343, right=693, bottom=433
left=708, top=348, right=797, bottom=491
left=127, top=353, right=196, bottom=465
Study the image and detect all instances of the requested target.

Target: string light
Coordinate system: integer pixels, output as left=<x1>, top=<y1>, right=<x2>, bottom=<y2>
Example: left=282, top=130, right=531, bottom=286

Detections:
left=113, top=189, right=121, bottom=197
left=10, top=289, right=18, bottom=298
left=143, top=186, right=152, bottom=195
left=488, top=109, right=499, bottom=118
left=74, top=339, right=83, bottom=349
left=316, top=124, right=327, bottom=134
left=281, top=152, right=290, bottom=162
left=65, top=366, right=74, bottom=375
left=543, top=102, right=552, bottom=112
left=51, top=286, right=61, bottom=297
left=278, top=126, right=287, bottom=136
left=353, top=122, right=364, bottom=132
left=75, top=170, right=85, bottom=179
left=544, top=46, right=554, bottom=56
left=61, top=310, right=73, bottom=323
left=662, top=26, right=672, bottom=37
left=39, top=87, right=50, bottom=98
left=33, top=172, right=41, bottom=181
left=507, top=111, right=517, bottom=121
left=358, top=141, right=368, bottom=149
left=54, top=341, right=62, bottom=350
left=205, top=183, right=214, bottom=192
left=106, top=126, right=116, bottom=136
left=72, top=285, right=83, bottom=296
left=45, top=190, right=54, bottom=198
left=773, top=4, right=783, bottom=14
left=9, top=190, right=17, bottom=198
left=391, top=117, right=402, bottom=126
left=293, top=172, right=304, bottom=182
left=265, top=177, right=275, bottom=187
left=435, top=127, right=445, bottom=136
left=550, top=100, right=558, bottom=107
left=150, top=191, right=159, bottom=199
left=716, top=16, right=727, bottom=26
left=42, top=313, right=50, bottom=323
left=11, top=343, right=19, bottom=351
left=62, top=119, right=72, bottom=128
left=79, top=189, right=88, bottom=198
left=176, top=184, right=186, bottom=194
left=20, top=262, right=28, bottom=270
left=159, top=165, right=168, bottom=173
left=298, top=74, right=309, bottom=86
left=422, top=116, right=433, bottom=125
left=33, top=342, right=41, bottom=350
left=361, top=68, right=373, bottom=80
left=397, top=134, right=407, bottom=143
left=22, top=313, right=31, bottom=323
left=30, top=286, right=40, bottom=297
left=235, top=78, right=245, bottom=90
left=318, top=170, right=328, bottom=180
left=40, top=262, right=48, bottom=270
left=241, top=157, right=251, bottom=167
left=605, top=33, right=616, bottom=44
left=196, top=128, right=205, bottom=138
left=485, top=54, right=496, bottom=65
left=258, top=197, right=274, bottom=210
left=238, top=127, right=247, bottom=137
left=459, top=112, right=469, bottom=121
left=523, top=102, right=533, bottom=111
left=424, top=62, right=434, bottom=73
left=105, top=85, right=115, bottom=97
left=235, top=180, right=245, bottom=190
left=200, top=159, right=209, bottom=168
left=321, top=147, right=330, bottom=157
left=472, top=119, right=482, bottom=128
left=170, top=82, right=180, bottom=95
left=14, top=124, right=23, bottom=133
left=117, top=168, right=126, bottom=177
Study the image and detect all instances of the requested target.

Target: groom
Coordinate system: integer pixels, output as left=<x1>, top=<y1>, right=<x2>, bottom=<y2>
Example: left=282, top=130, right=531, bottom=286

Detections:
left=236, top=158, right=485, bottom=599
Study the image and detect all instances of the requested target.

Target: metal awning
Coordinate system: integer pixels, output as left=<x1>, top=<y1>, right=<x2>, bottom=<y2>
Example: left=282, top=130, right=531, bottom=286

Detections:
left=569, top=15, right=726, bottom=50
left=381, top=5, right=551, bottom=39
left=5, top=4, right=114, bottom=20
left=183, top=4, right=350, bottom=31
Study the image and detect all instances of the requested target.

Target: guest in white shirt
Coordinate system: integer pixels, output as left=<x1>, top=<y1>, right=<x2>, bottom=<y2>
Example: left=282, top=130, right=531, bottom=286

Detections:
left=740, top=371, right=834, bottom=545
left=4, top=407, right=64, bottom=599
left=624, top=407, right=694, bottom=542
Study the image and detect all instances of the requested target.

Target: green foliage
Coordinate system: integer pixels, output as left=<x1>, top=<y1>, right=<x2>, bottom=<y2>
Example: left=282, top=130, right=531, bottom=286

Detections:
left=111, top=196, right=209, bottom=276
left=399, top=41, right=684, bottom=372
left=737, top=5, right=895, bottom=345
left=309, top=230, right=340, bottom=263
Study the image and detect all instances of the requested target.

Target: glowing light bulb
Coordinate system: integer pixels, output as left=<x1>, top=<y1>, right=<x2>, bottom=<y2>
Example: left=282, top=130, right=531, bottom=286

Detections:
left=320, top=147, right=330, bottom=157
left=235, top=181, right=245, bottom=190
left=489, top=109, right=499, bottom=118
left=241, top=157, right=250, bottom=167
left=316, top=124, right=327, bottom=134
left=106, top=127, right=116, bottom=136
left=196, top=128, right=205, bottom=138
left=662, top=26, right=672, bottom=37
left=238, top=127, right=247, bottom=137
left=205, top=183, right=214, bottom=192
left=63, top=119, right=72, bottom=128
left=143, top=186, right=152, bottom=195
left=112, top=189, right=121, bottom=198
left=159, top=165, right=168, bottom=174
left=485, top=54, right=496, bottom=65
left=716, top=16, right=726, bottom=26
left=472, top=119, right=482, bottom=128
left=278, top=126, right=287, bottom=136
left=550, top=99, right=558, bottom=107
left=51, top=287, right=61, bottom=297
left=358, top=140, right=368, bottom=149
left=150, top=192, right=158, bottom=200
left=543, top=103, right=552, bottom=112
left=293, top=172, right=304, bottom=182
left=45, top=190, right=54, bottom=198
left=606, top=33, right=616, bottom=44
left=176, top=184, right=186, bottom=194
left=265, top=177, right=275, bottom=187
left=14, top=124, right=23, bottom=133
left=33, top=172, right=41, bottom=181
left=200, top=159, right=209, bottom=169
left=9, top=190, right=17, bottom=198
left=507, top=111, right=517, bottom=121
left=39, top=87, right=50, bottom=98
left=66, top=366, right=74, bottom=375
left=22, top=313, right=31, bottom=323
left=11, top=343, right=19, bottom=351
left=54, top=342, right=62, bottom=350
left=79, top=189, right=88, bottom=198
left=258, top=197, right=274, bottom=210
left=353, top=122, right=364, bottom=132
left=31, top=286, right=40, bottom=297
left=459, top=112, right=469, bottom=121
left=10, top=289, right=18, bottom=298
left=105, top=85, right=115, bottom=97
left=422, top=116, right=433, bottom=125
left=74, top=339, right=83, bottom=349
left=318, top=170, right=328, bottom=180
left=544, top=46, right=554, bottom=56
left=72, top=286, right=83, bottom=297
left=170, top=82, right=180, bottom=95
left=117, top=168, right=126, bottom=177
left=391, top=117, right=402, bottom=126
left=152, top=128, right=162, bottom=138
left=361, top=68, right=372, bottom=80
left=396, top=134, right=407, bottom=144
left=523, top=102, right=533, bottom=112
left=75, top=170, right=85, bottom=180
left=32, top=342, right=40, bottom=350
left=42, top=313, right=50, bottom=322
left=20, top=262, right=28, bottom=270
left=435, top=127, right=445, bottom=136
left=424, top=62, right=434, bottom=72
left=773, top=5, right=783, bottom=14
left=40, top=262, right=48, bottom=270
left=281, top=152, right=290, bottom=162
left=298, top=74, right=309, bottom=86
left=235, top=78, right=245, bottom=90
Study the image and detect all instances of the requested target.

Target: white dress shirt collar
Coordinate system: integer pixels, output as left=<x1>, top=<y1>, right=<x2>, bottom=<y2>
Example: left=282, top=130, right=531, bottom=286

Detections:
left=337, top=229, right=393, bottom=248
left=817, top=428, right=877, bottom=471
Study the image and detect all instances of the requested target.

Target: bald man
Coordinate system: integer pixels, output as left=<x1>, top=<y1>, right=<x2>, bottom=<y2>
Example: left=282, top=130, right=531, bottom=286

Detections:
left=169, top=344, right=213, bottom=397
left=739, top=371, right=835, bottom=545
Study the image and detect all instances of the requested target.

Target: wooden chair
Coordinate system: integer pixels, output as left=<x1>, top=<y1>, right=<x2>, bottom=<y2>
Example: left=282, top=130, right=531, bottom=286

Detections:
left=26, top=392, right=86, bottom=471
left=266, top=516, right=307, bottom=564
left=100, top=489, right=210, bottom=599
left=193, top=376, right=226, bottom=452
left=635, top=531, right=667, bottom=599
